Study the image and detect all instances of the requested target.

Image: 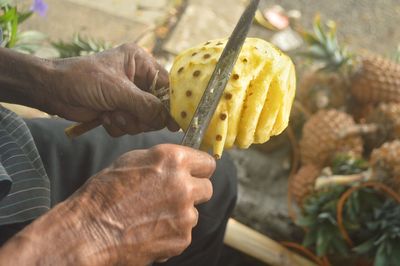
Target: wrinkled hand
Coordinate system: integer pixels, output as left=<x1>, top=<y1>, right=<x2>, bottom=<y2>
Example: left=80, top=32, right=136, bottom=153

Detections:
left=63, top=144, right=215, bottom=265
left=41, top=43, right=178, bottom=136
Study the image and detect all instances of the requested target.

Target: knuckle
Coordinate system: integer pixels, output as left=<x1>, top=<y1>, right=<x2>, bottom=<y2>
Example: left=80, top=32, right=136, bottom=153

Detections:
left=150, top=144, right=185, bottom=168
left=119, top=42, right=137, bottom=52
left=204, top=180, right=213, bottom=201
left=149, top=144, right=168, bottom=161
left=179, top=183, right=193, bottom=202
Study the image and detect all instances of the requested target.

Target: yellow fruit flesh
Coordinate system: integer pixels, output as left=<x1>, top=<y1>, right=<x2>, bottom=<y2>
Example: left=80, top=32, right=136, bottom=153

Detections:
left=169, top=38, right=296, bottom=158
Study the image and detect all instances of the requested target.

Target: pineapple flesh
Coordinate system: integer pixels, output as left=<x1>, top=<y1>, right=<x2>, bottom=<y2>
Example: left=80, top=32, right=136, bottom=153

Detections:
left=169, top=38, right=296, bottom=158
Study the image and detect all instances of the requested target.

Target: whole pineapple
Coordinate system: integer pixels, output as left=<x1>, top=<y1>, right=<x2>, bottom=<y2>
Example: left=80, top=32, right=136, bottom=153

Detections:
left=364, top=102, right=400, bottom=150
left=370, top=140, right=400, bottom=191
left=299, top=109, right=363, bottom=167
left=298, top=69, right=349, bottom=113
left=351, top=53, right=400, bottom=104
left=289, top=164, right=321, bottom=205
left=301, top=16, right=400, bottom=115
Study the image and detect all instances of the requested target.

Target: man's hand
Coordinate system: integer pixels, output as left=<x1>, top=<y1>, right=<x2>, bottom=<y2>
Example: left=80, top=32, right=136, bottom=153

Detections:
left=46, top=44, right=179, bottom=136
left=0, top=45, right=179, bottom=136
left=0, top=144, right=215, bottom=265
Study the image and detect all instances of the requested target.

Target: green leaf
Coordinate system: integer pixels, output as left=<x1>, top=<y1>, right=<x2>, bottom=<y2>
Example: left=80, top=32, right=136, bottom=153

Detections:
left=316, top=226, right=332, bottom=256
left=0, top=0, right=11, bottom=8
left=0, top=6, right=16, bottom=23
left=17, top=11, right=33, bottom=24
left=6, top=7, right=17, bottom=48
left=16, top=30, right=47, bottom=44
left=297, top=215, right=316, bottom=227
left=331, top=236, right=349, bottom=256
left=353, top=237, right=377, bottom=254
left=303, top=229, right=317, bottom=247
left=12, top=43, right=41, bottom=54
left=312, top=15, right=327, bottom=44
left=374, top=244, right=389, bottom=266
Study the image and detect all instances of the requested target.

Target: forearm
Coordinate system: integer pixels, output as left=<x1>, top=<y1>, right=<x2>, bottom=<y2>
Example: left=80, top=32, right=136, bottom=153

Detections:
left=0, top=47, right=54, bottom=108
left=0, top=199, right=98, bottom=266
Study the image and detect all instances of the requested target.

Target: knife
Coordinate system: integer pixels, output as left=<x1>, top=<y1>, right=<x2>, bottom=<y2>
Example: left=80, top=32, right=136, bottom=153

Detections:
left=65, top=0, right=259, bottom=141
left=181, top=0, right=259, bottom=149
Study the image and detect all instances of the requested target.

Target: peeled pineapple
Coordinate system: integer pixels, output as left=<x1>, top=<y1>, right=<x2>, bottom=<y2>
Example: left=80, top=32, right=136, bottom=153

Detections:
left=169, top=38, right=296, bottom=158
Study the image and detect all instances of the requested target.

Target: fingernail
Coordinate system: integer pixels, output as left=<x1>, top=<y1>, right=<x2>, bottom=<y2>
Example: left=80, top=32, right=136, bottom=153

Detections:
left=116, top=115, right=127, bottom=127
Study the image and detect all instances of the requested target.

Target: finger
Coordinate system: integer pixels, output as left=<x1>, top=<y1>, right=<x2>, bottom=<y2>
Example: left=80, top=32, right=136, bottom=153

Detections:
left=191, top=177, right=213, bottom=205
left=133, top=48, right=169, bottom=90
left=155, top=258, right=170, bottom=263
left=179, top=147, right=216, bottom=179
left=166, top=117, right=180, bottom=132
left=101, top=113, right=126, bottom=137
left=192, top=207, right=200, bottom=227
left=46, top=102, right=98, bottom=123
left=119, top=82, right=170, bottom=130
left=109, top=110, right=159, bottom=135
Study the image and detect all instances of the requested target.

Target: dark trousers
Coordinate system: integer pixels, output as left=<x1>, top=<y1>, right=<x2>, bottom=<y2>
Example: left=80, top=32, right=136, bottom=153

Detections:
left=1, top=118, right=237, bottom=266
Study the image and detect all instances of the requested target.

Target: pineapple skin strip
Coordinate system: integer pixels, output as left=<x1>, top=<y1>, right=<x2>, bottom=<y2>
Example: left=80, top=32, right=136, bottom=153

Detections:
left=224, top=40, right=266, bottom=148
left=253, top=76, right=284, bottom=143
left=235, top=64, right=273, bottom=148
left=253, top=56, right=289, bottom=143
left=271, top=58, right=296, bottom=136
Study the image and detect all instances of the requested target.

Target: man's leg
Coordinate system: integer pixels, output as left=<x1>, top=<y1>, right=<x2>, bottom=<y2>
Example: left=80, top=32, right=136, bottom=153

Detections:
left=26, top=118, right=237, bottom=266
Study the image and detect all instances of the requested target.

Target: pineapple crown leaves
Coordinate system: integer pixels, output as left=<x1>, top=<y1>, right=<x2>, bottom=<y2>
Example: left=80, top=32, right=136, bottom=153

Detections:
left=331, top=153, right=369, bottom=175
left=297, top=184, right=386, bottom=257
left=297, top=185, right=350, bottom=256
left=51, top=34, right=111, bottom=58
left=299, top=15, right=353, bottom=72
left=353, top=199, right=400, bottom=266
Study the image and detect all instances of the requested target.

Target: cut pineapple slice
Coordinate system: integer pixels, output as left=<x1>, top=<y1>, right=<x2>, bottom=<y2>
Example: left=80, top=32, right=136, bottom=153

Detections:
left=169, top=38, right=296, bottom=158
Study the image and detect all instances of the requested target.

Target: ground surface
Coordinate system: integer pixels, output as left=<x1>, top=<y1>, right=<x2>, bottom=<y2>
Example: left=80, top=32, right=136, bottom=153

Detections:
left=18, top=0, right=400, bottom=265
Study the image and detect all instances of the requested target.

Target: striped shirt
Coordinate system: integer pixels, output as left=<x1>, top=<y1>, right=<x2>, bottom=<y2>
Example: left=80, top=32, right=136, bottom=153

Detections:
left=0, top=106, right=50, bottom=225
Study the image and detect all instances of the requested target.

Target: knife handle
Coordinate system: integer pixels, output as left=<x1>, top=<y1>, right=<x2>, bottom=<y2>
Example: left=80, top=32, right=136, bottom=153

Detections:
left=65, top=119, right=102, bottom=138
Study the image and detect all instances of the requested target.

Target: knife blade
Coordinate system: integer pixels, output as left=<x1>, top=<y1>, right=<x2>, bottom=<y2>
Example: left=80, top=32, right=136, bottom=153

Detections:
left=180, top=0, right=260, bottom=150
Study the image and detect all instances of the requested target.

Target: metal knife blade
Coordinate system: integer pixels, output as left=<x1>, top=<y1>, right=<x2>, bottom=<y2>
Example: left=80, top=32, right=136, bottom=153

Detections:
left=180, top=0, right=260, bottom=149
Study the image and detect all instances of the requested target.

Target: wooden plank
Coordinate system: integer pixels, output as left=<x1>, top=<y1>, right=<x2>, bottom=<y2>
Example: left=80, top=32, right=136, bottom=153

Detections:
left=224, top=219, right=317, bottom=266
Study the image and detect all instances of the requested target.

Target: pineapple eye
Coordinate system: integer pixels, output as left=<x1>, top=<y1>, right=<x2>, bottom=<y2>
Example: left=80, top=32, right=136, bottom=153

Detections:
left=181, top=111, right=187, bottom=118
left=178, top=67, right=184, bottom=73
left=220, top=113, right=227, bottom=120
left=214, top=154, right=221, bottom=160
left=232, top=74, right=240, bottom=80
left=192, top=52, right=197, bottom=56
left=242, top=58, right=248, bottom=63
left=185, top=90, right=192, bottom=97
left=216, top=42, right=223, bottom=46
left=205, top=41, right=211, bottom=45
left=224, top=93, right=233, bottom=100
left=193, top=70, right=201, bottom=77
left=203, top=54, right=211, bottom=59
left=216, top=135, right=223, bottom=141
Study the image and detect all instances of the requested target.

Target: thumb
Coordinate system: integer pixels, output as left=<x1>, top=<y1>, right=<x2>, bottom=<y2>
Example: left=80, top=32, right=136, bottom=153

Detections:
left=118, top=82, right=170, bottom=130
